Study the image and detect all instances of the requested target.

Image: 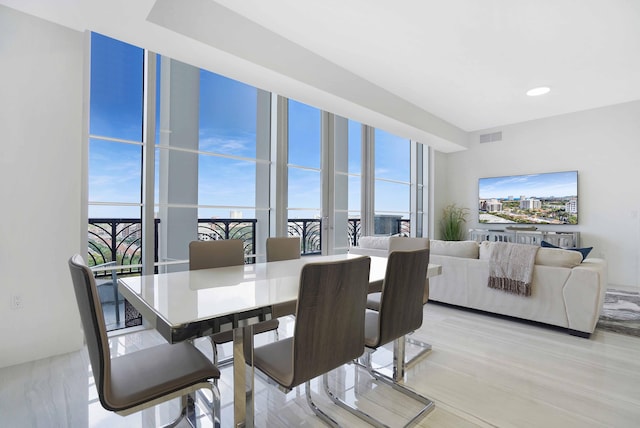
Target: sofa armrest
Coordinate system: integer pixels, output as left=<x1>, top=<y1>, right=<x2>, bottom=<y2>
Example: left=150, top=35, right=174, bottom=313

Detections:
left=562, top=258, right=608, bottom=334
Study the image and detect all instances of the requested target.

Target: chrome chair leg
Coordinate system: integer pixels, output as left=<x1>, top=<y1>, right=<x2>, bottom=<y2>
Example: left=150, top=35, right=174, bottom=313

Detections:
left=404, top=334, right=432, bottom=371
left=360, top=335, right=431, bottom=381
left=211, top=379, right=221, bottom=428
left=322, top=373, right=387, bottom=428
left=160, top=393, right=190, bottom=428
left=393, top=335, right=406, bottom=382
left=191, top=380, right=222, bottom=428
left=305, top=380, right=340, bottom=428
left=357, top=349, right=435, bottom=427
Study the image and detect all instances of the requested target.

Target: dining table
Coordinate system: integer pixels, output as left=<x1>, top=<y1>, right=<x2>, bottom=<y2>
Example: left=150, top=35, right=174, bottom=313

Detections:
left=118, top=253, right=442, bottom=427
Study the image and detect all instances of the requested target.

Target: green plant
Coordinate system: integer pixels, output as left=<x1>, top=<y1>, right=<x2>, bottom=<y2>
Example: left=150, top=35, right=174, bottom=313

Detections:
left=440, top=204, right=469, bottom=241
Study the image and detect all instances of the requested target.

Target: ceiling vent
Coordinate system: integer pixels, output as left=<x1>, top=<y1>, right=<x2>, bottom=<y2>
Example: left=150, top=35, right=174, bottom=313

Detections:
left=479, top=131, right=502, bottom=143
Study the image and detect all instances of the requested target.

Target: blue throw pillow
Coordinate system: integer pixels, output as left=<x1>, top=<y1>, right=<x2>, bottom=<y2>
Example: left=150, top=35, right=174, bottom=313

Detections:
left=541, top=240, right=592, bottom=261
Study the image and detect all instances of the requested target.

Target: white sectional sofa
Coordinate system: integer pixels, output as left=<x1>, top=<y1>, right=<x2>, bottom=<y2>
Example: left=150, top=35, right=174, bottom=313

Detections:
left=351, top=237, right=608, bottom=337
left=429, top=240, right=607, bottom=337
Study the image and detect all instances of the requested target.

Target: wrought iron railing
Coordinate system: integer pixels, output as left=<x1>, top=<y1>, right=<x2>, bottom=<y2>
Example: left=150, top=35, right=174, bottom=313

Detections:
left=348, top=218, right=362, bottom=247
left=88, top=216, right=409, bottom=330
left=288, top=219, right=322, bottom=255
left=197, top=218, right=257, bottom=262
left=88, top=217, right=411, bottom=270
left=88, top=218, right=160, bottom=276
left=88, top=218, right=161, bottom=330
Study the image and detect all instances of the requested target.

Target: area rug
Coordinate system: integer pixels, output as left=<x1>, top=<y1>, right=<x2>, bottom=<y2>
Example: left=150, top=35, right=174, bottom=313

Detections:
left=596, top=289, right=640, bottom=337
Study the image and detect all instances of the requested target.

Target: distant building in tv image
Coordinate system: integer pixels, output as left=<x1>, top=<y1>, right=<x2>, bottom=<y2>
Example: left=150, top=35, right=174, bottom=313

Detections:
left=478, top=171, right=578, bottom=225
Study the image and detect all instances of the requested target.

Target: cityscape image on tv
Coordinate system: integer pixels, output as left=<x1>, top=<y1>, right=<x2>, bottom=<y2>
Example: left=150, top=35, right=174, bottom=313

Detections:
left=478, top=171, right=578, bottom=225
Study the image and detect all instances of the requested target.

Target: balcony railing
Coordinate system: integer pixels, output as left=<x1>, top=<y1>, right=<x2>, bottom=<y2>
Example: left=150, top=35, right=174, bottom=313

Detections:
left=88, top=216, right=409, bottom=331
left=197, top=218, right=258, bottom=263
left=88, top=217, right=410, bottom=272
left=88, top=219, right=160, bottom=331
left=88, top=218, right=160, bottom=275
left=348, top=218, right=361, bottom=247
left=288, top=219, right=322, bottom=255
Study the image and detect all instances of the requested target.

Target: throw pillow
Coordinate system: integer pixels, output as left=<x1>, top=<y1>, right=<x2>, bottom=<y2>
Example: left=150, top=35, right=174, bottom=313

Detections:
left=541, top=240, right=592, bottom=261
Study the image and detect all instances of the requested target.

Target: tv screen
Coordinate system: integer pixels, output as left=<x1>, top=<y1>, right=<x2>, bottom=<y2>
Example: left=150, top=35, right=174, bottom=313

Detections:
left=478, top=171, right=578, bottom=225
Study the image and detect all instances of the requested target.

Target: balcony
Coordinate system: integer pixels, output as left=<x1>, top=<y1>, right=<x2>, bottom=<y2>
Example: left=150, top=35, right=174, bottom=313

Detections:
left=88, top=216, right=409, bottom=331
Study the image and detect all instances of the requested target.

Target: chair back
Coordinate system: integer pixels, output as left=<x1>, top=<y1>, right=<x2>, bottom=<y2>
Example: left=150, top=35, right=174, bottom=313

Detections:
left=68, top=254, right=112, bottom=408
left=290, top=256, right=371, bottom=388
left=389, top=237, right=430, bottom=303
left=189, top=239, right=244, bottom=270
left=266, top=237, right=301, bottom=262
left=375, top=248, right=430, bottom=347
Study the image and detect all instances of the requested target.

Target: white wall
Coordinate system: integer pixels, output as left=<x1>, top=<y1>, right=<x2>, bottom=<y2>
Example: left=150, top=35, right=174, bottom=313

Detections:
left=0, top=6, right=84, bottom=368
left=434, top=100, right=640, bottom=289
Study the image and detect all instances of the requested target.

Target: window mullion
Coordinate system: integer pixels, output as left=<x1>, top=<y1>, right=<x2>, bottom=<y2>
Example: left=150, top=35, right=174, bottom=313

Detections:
left=141, top=50, right=157, bottom=275
left=361, top=125, right=375, bottom=236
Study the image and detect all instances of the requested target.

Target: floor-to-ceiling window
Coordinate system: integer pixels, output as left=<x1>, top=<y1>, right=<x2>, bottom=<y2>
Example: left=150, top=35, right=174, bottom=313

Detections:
left=346, top=120, right=363, bottom=245
left=374, top=129, right=411, bottom=235
left=88, top=33, right=145, bottom=330
left=198, top=71, right=258, bottom=221
left=287, top=99, right=322, bottom=254
left=88, top=33, right=144, bottom=244
left=88, top=33, right=428, bottom=331
left=154, top=61, right=266, bottom=268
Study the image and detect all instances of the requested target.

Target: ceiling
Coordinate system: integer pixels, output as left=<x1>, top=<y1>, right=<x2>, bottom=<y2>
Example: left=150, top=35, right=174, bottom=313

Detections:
left=3, top=0, right=639, bottom=152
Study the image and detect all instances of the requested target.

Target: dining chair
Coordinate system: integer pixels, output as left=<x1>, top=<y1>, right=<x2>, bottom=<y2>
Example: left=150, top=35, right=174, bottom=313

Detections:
left=68, top=254, right=221, bottom=427
left=266, top=236, right=301, bottom=262
left=251, top=256, right=371, bottom=427
left=188, top=239, right=279, bottom=366
left=266, top=236, right=301, bottom=318
left=366, top=238, right=433, bottom=369
left=189, top=239, right=245, bottom=270
left=366, top=236, right=430, bottom=310
left=324, top=249, right=434, bottom=427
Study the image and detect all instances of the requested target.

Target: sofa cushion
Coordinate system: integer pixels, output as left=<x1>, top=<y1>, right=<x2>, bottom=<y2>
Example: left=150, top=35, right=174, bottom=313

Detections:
left=430, top=240, right=479, bottom=259
left=357, top=236, right=390, bottom=250
left=536, top=248, right=584, bottom=268
left=479, top=241, right=583, bottom=268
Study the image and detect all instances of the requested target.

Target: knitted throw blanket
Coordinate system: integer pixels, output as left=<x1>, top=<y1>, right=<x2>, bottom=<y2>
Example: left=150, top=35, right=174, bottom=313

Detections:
left=488, top=242, right=539, bottom=296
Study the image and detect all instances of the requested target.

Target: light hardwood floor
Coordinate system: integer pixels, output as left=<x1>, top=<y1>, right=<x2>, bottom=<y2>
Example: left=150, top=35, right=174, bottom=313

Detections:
left=1, top=302, right=639, bottom=427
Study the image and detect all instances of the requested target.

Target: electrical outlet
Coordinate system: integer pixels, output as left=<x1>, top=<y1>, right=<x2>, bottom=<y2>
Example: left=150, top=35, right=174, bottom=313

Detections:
left=10, top=294, right=23, bottom=310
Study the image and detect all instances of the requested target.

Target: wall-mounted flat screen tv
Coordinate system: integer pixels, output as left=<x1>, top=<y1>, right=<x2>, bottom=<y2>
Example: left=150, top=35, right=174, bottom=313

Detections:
left=478, top=171, right=578, bottom=225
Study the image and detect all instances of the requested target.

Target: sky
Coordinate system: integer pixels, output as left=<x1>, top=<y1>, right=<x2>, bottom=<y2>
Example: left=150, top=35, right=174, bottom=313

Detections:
left=88, top=32, right=410, bottom=219
left=479, top=171, right=578, bottom=200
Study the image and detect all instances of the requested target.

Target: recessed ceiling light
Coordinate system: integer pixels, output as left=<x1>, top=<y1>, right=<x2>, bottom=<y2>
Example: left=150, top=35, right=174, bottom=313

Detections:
left=526, top=86, right=551, bottom=97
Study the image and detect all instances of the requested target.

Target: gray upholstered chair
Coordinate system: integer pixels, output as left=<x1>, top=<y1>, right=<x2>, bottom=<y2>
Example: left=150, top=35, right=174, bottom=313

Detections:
left=366, top=237, right=430, bottom=310
left=251, top=256, right=371, bottom=427
left=189, top=239, right=245, bottom=270
left=68, top=255, right=221, bottom=427
left=325, top=249, right=434, bottom=427
left=188, top=239, right=279, bottom=366
left=266, top=236, right=301, bottom=318
left=266, top=236, right=301, bottom=262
